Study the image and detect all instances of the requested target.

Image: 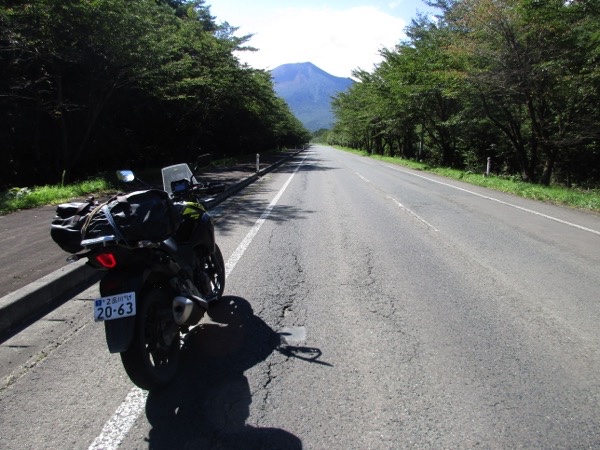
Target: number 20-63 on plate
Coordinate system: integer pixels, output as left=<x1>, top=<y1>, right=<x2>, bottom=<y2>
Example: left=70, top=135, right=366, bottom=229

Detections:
left=94, top=292, right=136, bottom=322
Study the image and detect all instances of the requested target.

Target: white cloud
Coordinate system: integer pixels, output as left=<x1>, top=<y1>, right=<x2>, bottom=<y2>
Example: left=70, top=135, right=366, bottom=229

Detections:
left=232, top=6, right=407, bottom=78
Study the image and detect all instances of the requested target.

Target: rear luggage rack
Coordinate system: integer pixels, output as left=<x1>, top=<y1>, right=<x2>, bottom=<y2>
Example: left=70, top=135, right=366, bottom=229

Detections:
left=81, top=235, right=118, bottom=248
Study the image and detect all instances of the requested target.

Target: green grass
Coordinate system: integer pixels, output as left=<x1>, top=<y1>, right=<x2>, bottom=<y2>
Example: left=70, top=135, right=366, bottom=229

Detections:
left=4, top=149, right=599, bottom=214
left=336, top=147, right=600, bottom=213
left=0, top=151, right=281, bottom=215
left=209, top=156, right=239, bottom=168
left=0, top=178, right=115, bottom=215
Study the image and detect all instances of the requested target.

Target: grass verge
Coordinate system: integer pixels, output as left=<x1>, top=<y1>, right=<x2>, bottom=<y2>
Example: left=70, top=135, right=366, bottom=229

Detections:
left=0, top=151, right=272, bottom=215
left=0, top=178, right=115, bottom=215
left=337, top=147, right=600, bottom=213
left=0, top=150, right=280, bottom=215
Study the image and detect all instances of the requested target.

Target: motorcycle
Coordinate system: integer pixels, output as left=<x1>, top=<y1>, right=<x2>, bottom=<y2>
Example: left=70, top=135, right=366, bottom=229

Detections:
left=50, top=162, right=226, bottom=391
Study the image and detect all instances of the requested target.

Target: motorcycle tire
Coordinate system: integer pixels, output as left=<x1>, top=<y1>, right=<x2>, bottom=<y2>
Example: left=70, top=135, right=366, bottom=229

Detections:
left=120, top=287, right=181, bottom=391
left=196, top=243, right=225, bottom=299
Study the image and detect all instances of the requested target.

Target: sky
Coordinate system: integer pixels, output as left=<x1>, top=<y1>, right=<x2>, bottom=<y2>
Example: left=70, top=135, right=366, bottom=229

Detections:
left=206, top=0, right=435, bottom=79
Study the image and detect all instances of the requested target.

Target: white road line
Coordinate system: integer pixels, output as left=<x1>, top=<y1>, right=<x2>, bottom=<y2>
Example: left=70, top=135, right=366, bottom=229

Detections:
left=226, top=156, right=306, bottom=277
left=88, top=155, right=306, bottom=450
left=387, top=196, right=439, bottom=232
left=354, top=170, right=437, bottom=231
left=88, top=387, right=147, bottom=450
left=384, top=164, right=600, bottom=236
left=356, top=172, right=371, bottom=183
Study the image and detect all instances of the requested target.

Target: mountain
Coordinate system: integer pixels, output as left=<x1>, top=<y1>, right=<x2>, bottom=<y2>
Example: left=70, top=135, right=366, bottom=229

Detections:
left=271, top=62, right=354, bottom=132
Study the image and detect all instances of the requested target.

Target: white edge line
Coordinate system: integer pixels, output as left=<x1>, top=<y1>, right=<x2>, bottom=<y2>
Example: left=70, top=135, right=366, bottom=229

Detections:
left=88, top=387, right=147, bottom=450
left=384, top=164, right=600, bottom=237
left=226, top=155, right=306, bottom=277
left=88, top=154, right=307, bottom=450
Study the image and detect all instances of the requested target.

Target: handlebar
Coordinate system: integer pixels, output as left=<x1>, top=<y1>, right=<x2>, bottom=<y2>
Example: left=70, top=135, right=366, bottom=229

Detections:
left=170, top=179, right=225, bottom=201
left=117, top=166, right=225, bottom=201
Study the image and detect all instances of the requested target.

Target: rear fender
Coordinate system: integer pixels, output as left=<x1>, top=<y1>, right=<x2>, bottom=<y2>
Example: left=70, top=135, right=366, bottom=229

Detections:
left=100, top=269, right=146, bottom=353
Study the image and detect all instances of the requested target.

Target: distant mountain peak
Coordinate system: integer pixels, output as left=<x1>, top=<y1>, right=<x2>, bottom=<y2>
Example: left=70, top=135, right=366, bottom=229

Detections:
left=274, top=62, right=337, bottom=78
left=271, top=62, right=353, bottom=132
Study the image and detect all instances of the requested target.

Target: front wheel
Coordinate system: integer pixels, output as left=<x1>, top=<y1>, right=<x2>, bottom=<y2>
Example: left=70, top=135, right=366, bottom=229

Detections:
left=195, top=243, right=225, bottom=300
left=120, top=287, right=181, bottom=391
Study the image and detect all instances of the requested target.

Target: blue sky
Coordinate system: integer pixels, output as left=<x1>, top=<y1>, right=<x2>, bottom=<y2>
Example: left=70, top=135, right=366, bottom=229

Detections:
left=206, top=0, right=435, bottom=78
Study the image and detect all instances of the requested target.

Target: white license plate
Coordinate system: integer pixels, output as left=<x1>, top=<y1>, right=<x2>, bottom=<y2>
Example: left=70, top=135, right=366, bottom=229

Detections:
left=94, top=292, right=136, bottom=322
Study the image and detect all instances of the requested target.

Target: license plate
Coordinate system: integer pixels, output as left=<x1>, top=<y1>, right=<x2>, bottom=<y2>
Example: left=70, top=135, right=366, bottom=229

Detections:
left=94, top=292, right=136, bottom=322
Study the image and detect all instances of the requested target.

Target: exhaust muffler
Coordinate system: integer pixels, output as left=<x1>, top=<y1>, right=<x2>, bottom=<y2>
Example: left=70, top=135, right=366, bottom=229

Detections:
left=172, top=295, right=207, bottom=326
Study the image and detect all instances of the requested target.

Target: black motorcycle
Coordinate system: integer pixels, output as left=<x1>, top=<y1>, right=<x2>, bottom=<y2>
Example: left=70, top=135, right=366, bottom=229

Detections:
left=51, top=162, right=225, bottom=390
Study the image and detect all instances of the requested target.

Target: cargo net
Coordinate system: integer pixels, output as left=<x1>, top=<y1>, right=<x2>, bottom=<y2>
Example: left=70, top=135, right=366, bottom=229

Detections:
left=51, top=189, right=177, bottom=253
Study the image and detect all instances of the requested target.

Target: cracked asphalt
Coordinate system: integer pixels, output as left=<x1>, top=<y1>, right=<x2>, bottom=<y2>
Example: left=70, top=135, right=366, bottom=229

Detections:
left=2, top=145, right=600, bottom=449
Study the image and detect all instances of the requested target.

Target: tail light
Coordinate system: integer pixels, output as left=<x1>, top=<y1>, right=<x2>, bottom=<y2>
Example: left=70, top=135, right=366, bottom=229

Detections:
left=94, top=252, right=117, bottom=269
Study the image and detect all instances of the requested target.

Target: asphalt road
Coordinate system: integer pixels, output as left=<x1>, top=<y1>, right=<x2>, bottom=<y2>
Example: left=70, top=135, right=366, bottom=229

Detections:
left=0, top=150, right=292, bottom=299
left=1, top=145, right=599, bottom=449
left=0, top=205, right=69, bottom=298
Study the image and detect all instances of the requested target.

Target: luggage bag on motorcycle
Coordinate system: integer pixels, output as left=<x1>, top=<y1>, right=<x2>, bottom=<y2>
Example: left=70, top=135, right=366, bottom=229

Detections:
left=50, top=199, right=98, bottom=253
left=173, top=201, right=215, bottom=254
left=83, top=189, right=177, bottom=244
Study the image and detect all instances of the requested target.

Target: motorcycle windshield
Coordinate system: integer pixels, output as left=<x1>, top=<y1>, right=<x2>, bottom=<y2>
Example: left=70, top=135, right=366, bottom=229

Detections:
left=161, top=164, right=198, bottom=196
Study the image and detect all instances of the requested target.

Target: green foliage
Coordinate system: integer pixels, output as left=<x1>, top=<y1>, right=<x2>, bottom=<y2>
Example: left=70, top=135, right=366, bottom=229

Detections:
left=330, top=0, right=600, bottom=188
left=336, top=146, right=600, bottom=211
left=311, top=129, right=331, bottom=143
left=0, top=179, right=113, bottom=214
left=0, top=0, right=308, bottom=187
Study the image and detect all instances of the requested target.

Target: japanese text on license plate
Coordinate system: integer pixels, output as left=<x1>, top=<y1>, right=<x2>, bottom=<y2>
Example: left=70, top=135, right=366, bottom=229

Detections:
left=94, top=292, right=136, bottom=322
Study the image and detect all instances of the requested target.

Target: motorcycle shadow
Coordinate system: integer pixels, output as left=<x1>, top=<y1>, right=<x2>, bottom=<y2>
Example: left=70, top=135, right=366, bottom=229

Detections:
left=145, top=295, right=302, bottom=450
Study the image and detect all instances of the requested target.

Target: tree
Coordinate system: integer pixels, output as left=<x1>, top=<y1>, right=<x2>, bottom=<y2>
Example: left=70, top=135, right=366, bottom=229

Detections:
left=450, top=0, right=600, bottom=183
left=0, top=0, right=307, bottom=186
left=332, top=15, right=468, bottom=166
left=1, top=0, right=183, bottom=182
left=329, top=0, right=600, bottom=186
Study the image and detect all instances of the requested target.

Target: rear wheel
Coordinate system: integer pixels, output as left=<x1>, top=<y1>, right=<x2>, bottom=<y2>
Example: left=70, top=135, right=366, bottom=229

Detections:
left=120, top=287, right=180, bottom=391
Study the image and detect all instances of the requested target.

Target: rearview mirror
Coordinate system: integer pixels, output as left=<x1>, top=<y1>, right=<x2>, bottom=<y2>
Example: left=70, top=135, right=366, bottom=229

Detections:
left=116, top=170, right=135, bottom=183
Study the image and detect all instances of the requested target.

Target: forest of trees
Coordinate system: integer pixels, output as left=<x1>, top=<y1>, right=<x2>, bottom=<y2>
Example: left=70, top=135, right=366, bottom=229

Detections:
left=1, top=0, right=310, bottom=187
left=329, top=0, right=600, bottom=187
